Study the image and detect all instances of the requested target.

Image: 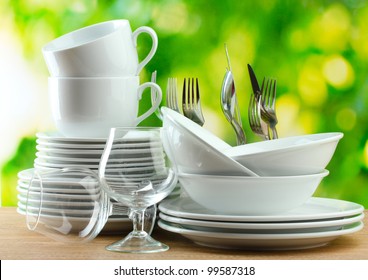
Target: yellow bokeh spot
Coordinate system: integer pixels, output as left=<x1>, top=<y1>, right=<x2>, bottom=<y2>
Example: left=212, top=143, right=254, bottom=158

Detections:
left=298, top=111, right=320, bottom=134
left=152, top=1, right=200, bottom=35
left=364, top=140, right=368, bottom=168
left=323, top=55, right=355, bottom=89
left=298, top=63, right=328, bottom=107
left=336, top=107, right=357, bottom=130
left=276, top=94, right=302, bottom=136
left=310, top=3, right=351, bottom=51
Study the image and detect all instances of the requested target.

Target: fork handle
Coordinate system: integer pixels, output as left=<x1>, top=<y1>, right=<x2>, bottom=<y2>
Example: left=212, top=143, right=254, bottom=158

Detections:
left=270, top=127, right=278, bottom=140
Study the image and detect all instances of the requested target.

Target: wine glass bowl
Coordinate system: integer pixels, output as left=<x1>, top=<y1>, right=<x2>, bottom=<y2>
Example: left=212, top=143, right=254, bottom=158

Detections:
left=98, top=127, right=178, bottom=253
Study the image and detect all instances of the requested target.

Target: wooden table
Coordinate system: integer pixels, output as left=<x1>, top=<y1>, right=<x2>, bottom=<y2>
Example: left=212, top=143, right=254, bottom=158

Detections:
left=1, top=207, right=367, bottom=260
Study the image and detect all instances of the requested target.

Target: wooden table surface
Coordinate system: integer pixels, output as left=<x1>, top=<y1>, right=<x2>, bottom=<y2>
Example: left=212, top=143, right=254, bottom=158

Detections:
left=1, top=207, right=367, bottom=260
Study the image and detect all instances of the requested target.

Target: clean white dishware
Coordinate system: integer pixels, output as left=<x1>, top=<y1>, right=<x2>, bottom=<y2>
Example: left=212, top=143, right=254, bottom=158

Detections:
left=224, top=132, right=343, bottom=176
left=99, top=127, right=178, bottom=253
left=158, top=220, right=363, bottom=250
left=178, top=170, right=329, bottom=215
left=36, top=141, right=106, bottom=149
left=49, top=76, right=162, bottom=138
left=158, top=212, right=364, bottom=234
left=161, top=107, right=258, bottom=176
left=42, top=19, right=158, bottom=76
left=36, top=132, right=107, bottom=143
left=158, top=196, right=364, bottom=222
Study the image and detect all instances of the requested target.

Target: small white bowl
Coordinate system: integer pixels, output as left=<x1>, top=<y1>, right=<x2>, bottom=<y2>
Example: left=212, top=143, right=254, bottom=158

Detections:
left=178, top=170, right=329, bottom=215
left=161, top=107, right=258, bottom=176
left=224, top=132, right=343, bottom=176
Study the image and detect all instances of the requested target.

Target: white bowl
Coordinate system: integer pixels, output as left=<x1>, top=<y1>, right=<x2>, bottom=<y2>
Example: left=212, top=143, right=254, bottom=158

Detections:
left=178, top=170, right=329, bottom=215
left=224, top=132, right=343, bottom=176
left=161, top=107, right=258, bottom=176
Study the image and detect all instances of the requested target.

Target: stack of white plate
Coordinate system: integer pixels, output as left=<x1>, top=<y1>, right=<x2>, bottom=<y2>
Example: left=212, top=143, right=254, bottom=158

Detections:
left=34, top=132, right=111, bottom=171
left=17, top=131, right=179, bottom=234
left=158, top=196, right=364, bottom=250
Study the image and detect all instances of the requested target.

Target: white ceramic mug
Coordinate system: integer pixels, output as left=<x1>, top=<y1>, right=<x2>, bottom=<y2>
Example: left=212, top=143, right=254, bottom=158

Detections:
left=43, top=20, right=158, bottom=77
left=48, top=76, right=162, bottom=138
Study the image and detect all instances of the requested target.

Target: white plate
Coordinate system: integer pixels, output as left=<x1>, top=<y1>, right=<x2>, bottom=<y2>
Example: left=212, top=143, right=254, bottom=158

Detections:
left=17, top=180, right=98, bottom=194
left=36, top=139, right=107, bottom=149
left=158, top=197, right=364, bottom=222
left=37, top=146, right=104, bottom=155
left=37, top=131, right=160, bottom=144
left=34, top=157, right=164, bottom=170
left=36, top=153, right=102, bottom=163
left=17, top=207, right=131, bottom=234
left=17, top=198, right=97, bottom=208
left=18, top=189, right=99, bottom=201
left=158, top=220, right=364, bottom=250
left=35, top=153, right=164, bottom=164
left=159, top=212, right=364, bottom=233
left=36, top=132, right=107, bottom=142
left=18, top=202, right=97, bottom=216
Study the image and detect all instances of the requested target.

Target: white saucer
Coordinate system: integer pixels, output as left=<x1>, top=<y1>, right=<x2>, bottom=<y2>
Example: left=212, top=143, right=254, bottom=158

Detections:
left=36, top=146, right=104, bottom=155
left=36, top=132, right=107, bottom=142
left=158, top=220, right=364, bottom=250
left=37, top=131, right=161, bottom=143
left=159, top=212, right=364, bottom=234
left=158, top=197, right=364, bottom=222
left=36, top=139, right=106, bottom=149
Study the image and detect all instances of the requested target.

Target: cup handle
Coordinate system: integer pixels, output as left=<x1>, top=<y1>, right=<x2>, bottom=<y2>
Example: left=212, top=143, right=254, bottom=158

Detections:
left=132, top=26, right=158, bottom=75
left=134, top=82, right=162, bottom=125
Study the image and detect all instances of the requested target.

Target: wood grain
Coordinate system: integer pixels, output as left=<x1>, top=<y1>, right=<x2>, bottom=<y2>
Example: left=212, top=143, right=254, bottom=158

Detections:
left=0, top=207, right=367, bottom=260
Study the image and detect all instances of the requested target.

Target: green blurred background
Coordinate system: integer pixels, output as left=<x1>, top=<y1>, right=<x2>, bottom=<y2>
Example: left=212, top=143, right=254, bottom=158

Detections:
left=0, top=0, right=367, bottom=207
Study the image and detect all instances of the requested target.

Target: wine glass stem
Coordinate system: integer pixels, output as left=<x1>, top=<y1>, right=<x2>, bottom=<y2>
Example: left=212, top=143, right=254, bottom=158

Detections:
left=131, top=208, right=147, bottom=237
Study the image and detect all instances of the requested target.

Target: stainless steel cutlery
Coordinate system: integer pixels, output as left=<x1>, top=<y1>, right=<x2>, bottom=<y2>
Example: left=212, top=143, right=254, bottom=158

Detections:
left=220, top=45, right=247, bottom=145
left=247, top=64, right=279, bottom=140
left=182, top=78, right=205, bottom=126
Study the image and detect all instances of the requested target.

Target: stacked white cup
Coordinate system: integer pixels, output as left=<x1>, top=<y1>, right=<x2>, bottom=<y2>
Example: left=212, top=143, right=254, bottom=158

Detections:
left=43, top=19, right=162, bottom=138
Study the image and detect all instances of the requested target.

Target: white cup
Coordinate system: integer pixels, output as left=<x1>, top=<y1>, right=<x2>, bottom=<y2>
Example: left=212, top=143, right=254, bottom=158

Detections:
left=43, top=20, right=158, bottom=77
left=48, top=76, right=162, bottom=138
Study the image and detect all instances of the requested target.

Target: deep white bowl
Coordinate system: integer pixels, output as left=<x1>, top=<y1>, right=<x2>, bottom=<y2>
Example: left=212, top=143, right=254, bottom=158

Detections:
left=161, top=107, right=258, bottom=176
left=224, top=132, right=343, bottom=176
left=178, top=170, right=329, bottom=215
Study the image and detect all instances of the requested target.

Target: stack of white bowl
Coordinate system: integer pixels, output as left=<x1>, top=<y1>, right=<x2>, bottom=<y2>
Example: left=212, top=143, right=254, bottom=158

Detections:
left=17, top=19, right=165, bottom=233
left=159, top=106, right=364, bottom=250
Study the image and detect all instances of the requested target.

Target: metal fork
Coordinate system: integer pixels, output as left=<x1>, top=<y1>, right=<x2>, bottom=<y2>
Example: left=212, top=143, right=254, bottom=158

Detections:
left=182, top=78, right=205, bottom=126
left=248, top=89, right=269, bottom=140
left=261, top=78, right=278, bottom=139
left=166, top=77, right=180, bottom=113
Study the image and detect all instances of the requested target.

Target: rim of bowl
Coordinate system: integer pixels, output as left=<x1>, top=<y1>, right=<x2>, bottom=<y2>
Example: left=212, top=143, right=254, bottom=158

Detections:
left=162, top=107, right=231, bottom=151
left=178, top=169, right=330, bottom=180
left=224, top=132, right=344, bottom=157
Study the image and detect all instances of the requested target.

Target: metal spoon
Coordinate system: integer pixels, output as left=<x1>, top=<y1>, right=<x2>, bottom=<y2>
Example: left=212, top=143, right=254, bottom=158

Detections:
left=220, top=44, right=246, bottom=145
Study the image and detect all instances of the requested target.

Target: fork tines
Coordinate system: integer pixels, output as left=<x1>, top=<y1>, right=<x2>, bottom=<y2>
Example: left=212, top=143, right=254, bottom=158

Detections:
left=166, top=77, right=180, bottom=113
left=182, top=78, right=205, bottom=126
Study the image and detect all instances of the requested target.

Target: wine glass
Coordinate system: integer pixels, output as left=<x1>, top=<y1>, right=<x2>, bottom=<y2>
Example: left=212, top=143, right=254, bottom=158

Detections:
left=22, top=167, right=156, bottom=243
left=98, top=127, right=178, bottom=253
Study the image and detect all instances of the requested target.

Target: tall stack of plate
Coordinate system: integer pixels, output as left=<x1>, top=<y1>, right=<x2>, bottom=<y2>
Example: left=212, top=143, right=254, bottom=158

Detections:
left=158, top=196, right=364, bottom=250
left=17, top=131, right=178, bottom=234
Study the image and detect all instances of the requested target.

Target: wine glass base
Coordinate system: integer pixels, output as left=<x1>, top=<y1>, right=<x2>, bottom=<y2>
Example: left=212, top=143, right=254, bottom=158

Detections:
left=105, top=232, right=169, bottom=253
